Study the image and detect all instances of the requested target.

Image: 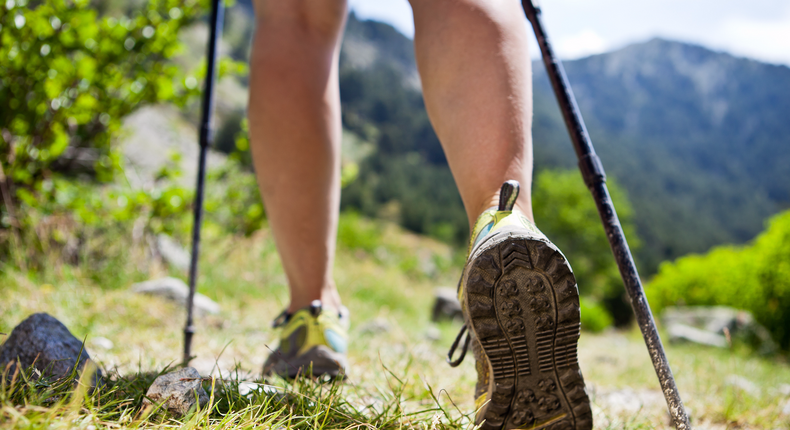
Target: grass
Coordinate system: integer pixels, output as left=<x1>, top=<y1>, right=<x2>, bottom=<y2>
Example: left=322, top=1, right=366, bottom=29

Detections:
left=1, top=213, right=789, bottom=429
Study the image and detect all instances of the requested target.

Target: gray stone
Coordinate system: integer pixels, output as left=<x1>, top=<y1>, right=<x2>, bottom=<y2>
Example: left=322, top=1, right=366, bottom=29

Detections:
left=359, top=318, right=391, bottom=334
left=668, top=323, right=728, bottom=348
left=121, top=105, right=226, bottom=189
left=425, top=326, right=441, bottom=342
left=662, top=306, right=777, bottom=352
left=237, top=381, right=288, bottom=402
left=0, top=313, right=101, bottom=383
left=156, top=234, right=191, bottom=272
left=595, top=387, right=665, bottom=415
left=725, top=375, right=758, bottom=396
left=131, top=277, right=220, bottom=316
left=432, top=287, right=462, bottom=322
left=89, top=337, right=114, bottom=350
left=143, top=367, right=209, bottom=416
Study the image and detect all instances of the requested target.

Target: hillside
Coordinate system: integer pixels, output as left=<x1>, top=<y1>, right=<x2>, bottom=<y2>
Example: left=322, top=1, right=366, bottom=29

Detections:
left=533, top=39, right=790, bottom=271
left=190, top=8, right=790, bottom=274
left=335, top=15, right=790, bottom=273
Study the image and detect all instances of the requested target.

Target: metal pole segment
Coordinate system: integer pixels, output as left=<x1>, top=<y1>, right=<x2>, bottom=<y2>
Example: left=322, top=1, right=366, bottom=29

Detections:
left=521, top=2, right=691, bottom=429
left=184, top=0, right=225, bottom=367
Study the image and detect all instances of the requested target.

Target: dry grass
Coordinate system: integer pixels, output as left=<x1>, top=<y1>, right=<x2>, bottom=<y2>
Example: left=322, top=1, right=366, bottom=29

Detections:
left=1, top=219, right=789, bottom=429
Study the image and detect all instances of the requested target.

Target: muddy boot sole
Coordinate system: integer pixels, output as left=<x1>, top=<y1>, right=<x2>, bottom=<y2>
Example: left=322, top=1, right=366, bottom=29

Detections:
left=464, top=227, right=592, bottom=430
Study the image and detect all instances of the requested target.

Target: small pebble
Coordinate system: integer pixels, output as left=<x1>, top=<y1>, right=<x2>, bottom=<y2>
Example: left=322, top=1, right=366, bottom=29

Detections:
left=425, top=326, right=441, bottom=342
left=359, top=318, right=391, bottom=334
left=90, top=336, right=114, bottom=350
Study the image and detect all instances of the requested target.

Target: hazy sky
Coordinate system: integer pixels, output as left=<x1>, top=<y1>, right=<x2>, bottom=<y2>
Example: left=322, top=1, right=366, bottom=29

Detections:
left=348, top=0, right=790, bottom=67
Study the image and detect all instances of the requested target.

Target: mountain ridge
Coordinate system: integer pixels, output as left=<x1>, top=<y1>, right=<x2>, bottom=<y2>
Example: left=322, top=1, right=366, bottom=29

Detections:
left=531, top=37, right=790, bottom=269
left=337, top=14, right=790, bottom=272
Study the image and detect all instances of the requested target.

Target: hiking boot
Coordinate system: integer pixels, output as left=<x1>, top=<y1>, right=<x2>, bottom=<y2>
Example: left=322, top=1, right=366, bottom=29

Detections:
left=263, top=300, right=349, bottom=379
left=447, top=180, right=592, bottom=430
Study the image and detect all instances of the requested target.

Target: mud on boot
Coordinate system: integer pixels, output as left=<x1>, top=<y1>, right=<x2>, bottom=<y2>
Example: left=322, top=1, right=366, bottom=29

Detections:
left=447, top=181, right=592, bottom=430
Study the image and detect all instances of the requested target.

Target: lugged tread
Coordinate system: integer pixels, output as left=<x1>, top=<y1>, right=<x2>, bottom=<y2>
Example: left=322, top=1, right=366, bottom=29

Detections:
left=464, top=228, right=591, bottom=430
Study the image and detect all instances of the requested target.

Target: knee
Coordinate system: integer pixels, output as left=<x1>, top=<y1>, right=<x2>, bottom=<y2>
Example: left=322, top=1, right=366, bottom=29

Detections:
left=253, top=0, right=348, bottom=40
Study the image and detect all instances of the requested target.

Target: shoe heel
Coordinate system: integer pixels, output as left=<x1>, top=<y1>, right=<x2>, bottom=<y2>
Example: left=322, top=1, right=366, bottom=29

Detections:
left=465, top=233, right=592, bottom=430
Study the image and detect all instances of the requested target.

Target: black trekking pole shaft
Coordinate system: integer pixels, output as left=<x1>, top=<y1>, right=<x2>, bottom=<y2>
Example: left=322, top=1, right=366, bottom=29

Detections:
left=184, top=0, right=225, bottom=366
left=521, top=2, right=691, bottom=429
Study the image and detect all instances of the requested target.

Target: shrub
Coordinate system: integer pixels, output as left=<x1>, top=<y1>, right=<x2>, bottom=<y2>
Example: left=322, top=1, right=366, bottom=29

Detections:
left=0, top=0, right=205, bottom=260
left=204, top=159, right=265, bottom=237
left=580, top=297, right=614, bottom=333
left=533, top=169, right=639, bottom=327
left=337, top=211, right=382, bottom=255
left=647, top=210, right=790, bottom=350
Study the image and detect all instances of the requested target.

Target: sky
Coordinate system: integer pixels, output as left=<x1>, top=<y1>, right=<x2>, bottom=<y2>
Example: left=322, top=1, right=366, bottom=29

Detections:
left=348, top=0, right=790, bottom=67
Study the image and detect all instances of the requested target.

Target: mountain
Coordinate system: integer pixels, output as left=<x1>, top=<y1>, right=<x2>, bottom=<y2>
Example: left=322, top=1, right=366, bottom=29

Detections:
left=532, top=39, right=790, bottom=270
left=336, top=15, right=790, bottom=273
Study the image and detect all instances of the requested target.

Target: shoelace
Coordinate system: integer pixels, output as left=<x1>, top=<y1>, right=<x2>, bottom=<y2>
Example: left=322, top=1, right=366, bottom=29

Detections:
left=446, top=323, right=471, bottom=367
left=271, top=309, right=290, bottom=328
left=271, top=302, right=347, bottom=329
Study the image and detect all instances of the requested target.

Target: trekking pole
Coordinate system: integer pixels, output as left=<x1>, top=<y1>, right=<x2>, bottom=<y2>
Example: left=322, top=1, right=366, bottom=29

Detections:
left=183, top=0, right=225, bottom=366
left=521, top=2, right=691, bottom=429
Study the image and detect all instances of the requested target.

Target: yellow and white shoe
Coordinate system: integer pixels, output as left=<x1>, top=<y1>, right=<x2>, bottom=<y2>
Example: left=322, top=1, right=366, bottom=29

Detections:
left=447, top=180, right=592, bottom=430
left=263, top=300, right=349, bottom=379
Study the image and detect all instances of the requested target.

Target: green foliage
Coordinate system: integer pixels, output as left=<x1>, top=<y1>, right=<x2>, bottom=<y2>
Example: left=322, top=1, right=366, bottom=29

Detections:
left=535, top=39, right=790, bottom=272
left=0, top=361, right=473, bottom=429
left=339, top=15, right=790, bottom=276
left=533, top=169, right=638, bottom=326
left=579, top=297, right=614, bottom=333
left=337, top=210, right=382, bottom=254
left=647, top=210, right=790, bottom=350
left=0, top=0, right=207, bottom=256
left=204, top=158, right=265, bottom=237
left=6, top=153, right=194, bottom=283
left=3, top=153, right=269, bottom=286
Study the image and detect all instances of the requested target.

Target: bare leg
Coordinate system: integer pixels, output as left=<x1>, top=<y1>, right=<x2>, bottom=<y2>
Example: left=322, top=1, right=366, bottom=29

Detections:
left=409, top=0, right=534, bottom=226
left=248, top=0, right=347, bottom=312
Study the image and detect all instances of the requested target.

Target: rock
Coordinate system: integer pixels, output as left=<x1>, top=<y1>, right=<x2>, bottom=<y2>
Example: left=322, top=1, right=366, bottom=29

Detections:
left=238, top=381, right=288, bottom=402
left=238, top=381, right=260, bottom=397
left=89, top=337, right=114, bottom=350
left=662, top=306, right=776, bottom=352
left=359, top=318, right=391, bottom=334
left=425, top=326, right=441, bottom=342
left=121, top=105, right=226, bottom=189
left=725, top=375, right=758, bottom=396
left=668, top=323, right=728, bottom=348
left=595, top=387, right=665, bottom=415
left=0, top=313, right=102, bottom=383
left=143, top=367, right=209, bottom=416
left=156, top=234, right=191, bottom=272
left=131, top=277, right=220, bottom=316
left=432, top=287, right=462, bottom=322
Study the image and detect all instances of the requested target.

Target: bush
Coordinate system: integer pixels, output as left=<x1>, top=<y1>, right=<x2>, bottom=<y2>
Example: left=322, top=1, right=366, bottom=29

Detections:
left=0, top=161, right=194, bottom=287
left=533, top=169, right=639, bottom=327
left=0, top=0, right=206, bottom=260
left=647, top=210, right=790, bottom=350
left=580, top=297, right=614, bottom=333
left=204, top=159, right=265, bottom=237
left=337, top=211, right=382, bottom=254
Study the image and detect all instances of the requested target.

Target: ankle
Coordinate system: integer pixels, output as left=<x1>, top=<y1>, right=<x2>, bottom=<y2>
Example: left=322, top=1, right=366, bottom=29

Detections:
left=287, top=285, right=343, bottom=314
